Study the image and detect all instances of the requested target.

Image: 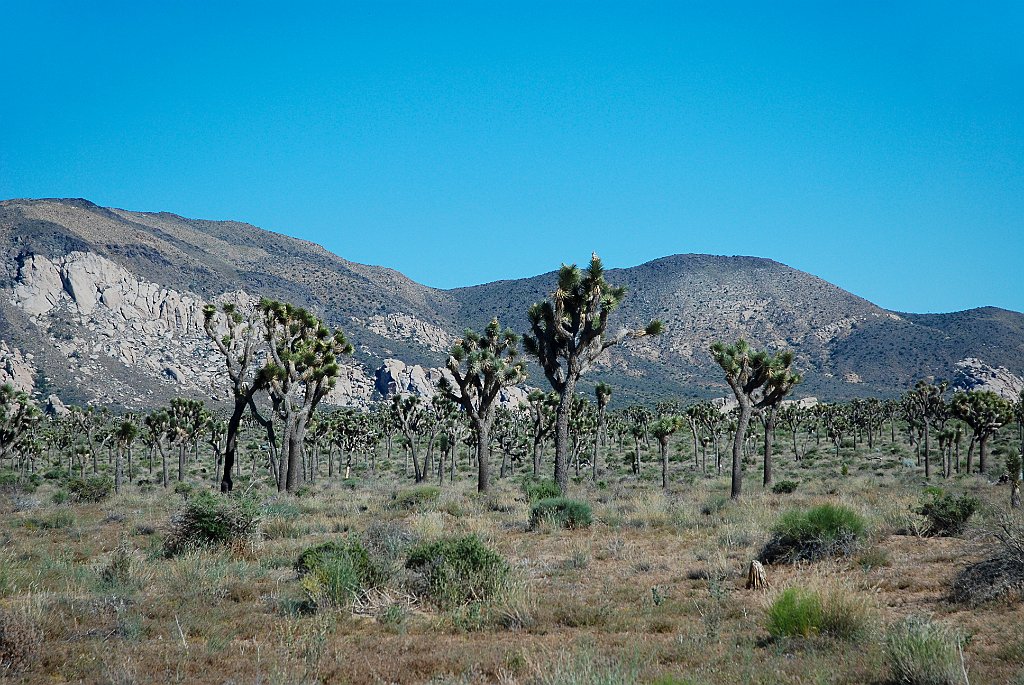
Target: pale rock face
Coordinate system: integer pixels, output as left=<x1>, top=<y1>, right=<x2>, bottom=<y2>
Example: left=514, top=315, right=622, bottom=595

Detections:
left=372, top=358, right=529, bottom=407
left=46, top=394, right=69, bottom=416
left=358, top=313, right=455, bottom=353
left=0, top=342, right=35, bottom=392
left=953, top=358, right=1024, bottom=401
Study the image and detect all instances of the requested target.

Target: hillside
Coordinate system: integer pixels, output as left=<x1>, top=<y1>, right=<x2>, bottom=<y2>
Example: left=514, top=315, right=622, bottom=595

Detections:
left=1, top=198, right=1021, bottom=408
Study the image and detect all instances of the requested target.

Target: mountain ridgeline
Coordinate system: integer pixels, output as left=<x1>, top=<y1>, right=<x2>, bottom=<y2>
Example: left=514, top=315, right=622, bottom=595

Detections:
left=1, top=197, right=1022, bottom=409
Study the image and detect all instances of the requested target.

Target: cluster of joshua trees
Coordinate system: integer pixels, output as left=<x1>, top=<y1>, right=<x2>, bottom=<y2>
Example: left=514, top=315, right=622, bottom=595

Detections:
left=2, top=254, right=1023, bottom=501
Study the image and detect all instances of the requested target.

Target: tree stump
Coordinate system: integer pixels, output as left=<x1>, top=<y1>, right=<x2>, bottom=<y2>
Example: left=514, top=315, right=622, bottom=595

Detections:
left=746, top=560, right=769, bottom=590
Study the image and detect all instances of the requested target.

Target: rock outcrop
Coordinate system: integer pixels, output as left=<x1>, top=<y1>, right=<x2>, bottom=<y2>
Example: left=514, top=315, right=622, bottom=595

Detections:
left=953, top=358, right=1024, bottom=401
left=0, top=342, right=35, bottom=392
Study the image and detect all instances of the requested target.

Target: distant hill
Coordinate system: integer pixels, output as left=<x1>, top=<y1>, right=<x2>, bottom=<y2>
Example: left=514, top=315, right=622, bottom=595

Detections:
left=1, top=197, right=1021, bottom=408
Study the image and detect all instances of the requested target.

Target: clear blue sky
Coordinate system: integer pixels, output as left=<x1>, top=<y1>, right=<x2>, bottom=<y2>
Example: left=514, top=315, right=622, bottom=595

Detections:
left=2, top=2, right=1021, bottom=313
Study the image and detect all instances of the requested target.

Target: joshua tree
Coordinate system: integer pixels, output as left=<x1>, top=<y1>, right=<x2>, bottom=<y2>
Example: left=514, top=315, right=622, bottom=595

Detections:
left=259, top=298, right=353, bottom=493
left=144, top=409, right=173, bottom=487
left=0, top=384, right=40, bottom=465
left=651, top=415, right=684, bottom=488
left=169, top=398, right=208, bottom=482
left=203, top=301, right=269, bottom=492
left=592, top=382, right=612, bottom=481
left=439, top=318, right=528, bottom=493
left=710, top=339, right=800, bottom=498
left=904, top=380, right=948, bottom=477
left=392, top=394, right=428, bottom=482
left=527, top=390, right=557, bottom=476
left=114, top=418, right=139, bottom=493
left=952, top=389, right=1014, bottom=476
left=778, top=404, right=806, bottom=460
left=524, top=254, right=663, bottom=494
left=1007, top=449, right=1022, bottom=509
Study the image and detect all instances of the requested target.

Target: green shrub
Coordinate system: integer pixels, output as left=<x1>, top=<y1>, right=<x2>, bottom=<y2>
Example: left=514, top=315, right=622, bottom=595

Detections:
left=297, top=539, right=384, bottom=585
left=766, top=586, right=873, bottom=641
left=772, top=479, right=799, bottom=494
left=766, top=587, right=822, bottom=639
left=916, top=488, right=979, bottom=537
left=701, top=495, right=729, bottom=516
left=529, top=497, right=593, bottom=530
left=760, top=504, right=866, bottom=564
left=301, top=554, right=362, bottom=609
left=885, top=616, right=965, bottom=685
left=66, top=476, right=114, bottom=503
left=405, top=534, right=508, bottom=608
left=522, top=477, right=561, bottom=503
left=0, top=471, right=19, bottom=493
left=391, top=485, right=441, bottom=510
left=163, top=492, right=261, bottom=556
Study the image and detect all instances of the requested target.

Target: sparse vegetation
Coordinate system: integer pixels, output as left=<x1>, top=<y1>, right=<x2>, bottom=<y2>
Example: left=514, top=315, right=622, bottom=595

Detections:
left=760, top=503, right=867, bottom=563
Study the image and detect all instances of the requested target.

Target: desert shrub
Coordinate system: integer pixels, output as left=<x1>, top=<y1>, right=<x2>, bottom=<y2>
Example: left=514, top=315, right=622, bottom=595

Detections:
left=405, top=534, right=508, bottom=608
left=885, top=616, right=965, bottom=685
left=163, top=491, right=261, bottom=556
left=766, top=587, right=822, bottom=639
left=297, top=537, right=389, bottom=587
left=32, top=510, right=74, bottom=530
left=66, top=475, right=113, bottom=503
left=173, top=481, right=195, bottom=497
left=951, top=516, right=1024, bottom=606
left=766, top=586, right=873, bottom=641
left=701, top=495, right=729, bottom=516
left=529, top=497, right=593, bottom=530
left=772, top=479, right=799, bottom=494
left=51, top=489, right=69, bottom=505
left=916, top=488, right=979, bottom=537
left=0, top=608, right=42, bottom=673
left=0, top=471, right=19, bottom=493
left=522, top=477, right=561, bottom=503
left=361, top=521, right=418, bottom=577
left=391, top=485, right=441, bottom=510
left=300, top=554, right=362, bottom=609
left=760, top=503, right=866, bottom=564
left=99, top=539, right=139, bottom=589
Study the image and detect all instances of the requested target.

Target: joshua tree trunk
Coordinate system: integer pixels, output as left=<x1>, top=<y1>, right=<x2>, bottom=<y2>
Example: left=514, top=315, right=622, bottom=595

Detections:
left=659, top=436, right=669, bottom=488
left=553, top=377, right=577, bottom=494
left=474, top=417, right=493, bottom=493
left=763, top=408, right=776, bottom=488
left=732, top=398, right=751, bottom=499
left=979, top=433, right=990, bottom=475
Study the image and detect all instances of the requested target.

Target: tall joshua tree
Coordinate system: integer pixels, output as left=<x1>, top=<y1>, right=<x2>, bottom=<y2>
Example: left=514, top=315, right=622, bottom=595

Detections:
left=524, top=254, right=663, bottom=494
left=592, top=382, right=612, bottom=481
left=259, top=298, right=353, bottom=493
left=203, top=302, right=268, bottom=492
left=710, top=339, right=800, bottom=499
left=439, top=318, right=527, bottom=493
left=952, top=389, right=1014, bottom=475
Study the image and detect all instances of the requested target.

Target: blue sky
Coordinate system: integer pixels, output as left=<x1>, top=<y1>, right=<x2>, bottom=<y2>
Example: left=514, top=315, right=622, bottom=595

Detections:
left=2, top=1, right=1021, bottom=313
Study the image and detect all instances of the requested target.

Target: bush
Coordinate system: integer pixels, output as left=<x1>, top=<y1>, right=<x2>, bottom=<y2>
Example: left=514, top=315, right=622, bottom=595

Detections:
left=766, top=586, right=873, bottom=642
left=760, top=504, right=866, bottom=564
left=163, top=491, right=261, bottom=556
left=522, top=477, right=561, bottom=503
left=405, top=535, right=508, bottom=608
left=951, top=516, right=1024, bottom=606
left=916, top=488, right=979, bottom=537
left=766, top=587, right=822, bottom=639
left=772, top=479, right=799, bottom=494
left=66, top=476, right=113, bottom=503
left=885, top=616, right=965, bottom=685
left=529, top=497, right=593, bottom=530
left=299, top=548, right=364, bottom=606
left=391, top=485, right=441, bottom=510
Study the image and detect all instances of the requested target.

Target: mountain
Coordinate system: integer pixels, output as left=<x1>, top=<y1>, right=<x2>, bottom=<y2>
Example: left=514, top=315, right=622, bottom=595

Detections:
left=1, top=197, right=1021, bottom=409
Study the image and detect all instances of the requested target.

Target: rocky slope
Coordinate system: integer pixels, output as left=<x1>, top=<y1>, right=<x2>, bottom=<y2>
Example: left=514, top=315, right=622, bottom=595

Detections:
left=1, top=197, right=1021, bottom=409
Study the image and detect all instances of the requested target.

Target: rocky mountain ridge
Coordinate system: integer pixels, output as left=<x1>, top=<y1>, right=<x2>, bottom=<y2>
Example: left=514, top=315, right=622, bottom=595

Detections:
left=1, top=197, right=1022, bottom=409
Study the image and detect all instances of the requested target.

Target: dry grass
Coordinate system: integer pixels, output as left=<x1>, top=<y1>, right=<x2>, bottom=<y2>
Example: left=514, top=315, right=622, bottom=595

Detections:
left=0, top=432, right=1021, bottom=684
